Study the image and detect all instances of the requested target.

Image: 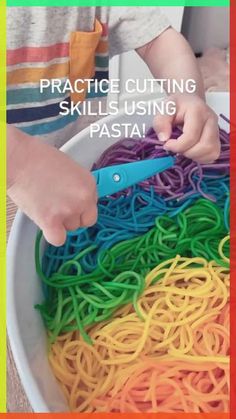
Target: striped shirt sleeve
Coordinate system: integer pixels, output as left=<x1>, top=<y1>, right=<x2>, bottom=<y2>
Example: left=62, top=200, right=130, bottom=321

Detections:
left=107, top=7, right=170, bottom=57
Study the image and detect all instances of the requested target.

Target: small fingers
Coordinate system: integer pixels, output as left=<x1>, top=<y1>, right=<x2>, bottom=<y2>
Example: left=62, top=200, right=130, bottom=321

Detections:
left=42, top=203, right=98, bottom=245
left=43, top=222, right=67, bottom=247
left=63, top=214, right=81, bottom=231
left=153, top=113, right=175, bottom=142
left=81, top=205, right=98, bottom=227
left=163, top=107, right=206, bottom=154
left=182, top=118, right=221, bottom=163
left=64, top=204, right=98, bottom=232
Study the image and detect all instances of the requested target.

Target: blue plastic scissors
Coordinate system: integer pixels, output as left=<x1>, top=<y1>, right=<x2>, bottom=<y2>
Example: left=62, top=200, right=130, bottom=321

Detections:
left=92, top=156, right=175, bottom=198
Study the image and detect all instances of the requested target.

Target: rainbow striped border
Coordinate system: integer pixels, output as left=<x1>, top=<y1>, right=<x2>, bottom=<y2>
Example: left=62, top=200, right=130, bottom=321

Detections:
left=1, top=1, right=233, bottom=415
left=0, top=0, right=6, bottom=413
left=7, top=0, right=230, bottom=6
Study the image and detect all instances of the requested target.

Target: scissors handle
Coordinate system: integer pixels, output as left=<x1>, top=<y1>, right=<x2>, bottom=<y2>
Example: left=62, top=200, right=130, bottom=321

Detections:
left=92, top=156, right=175, bottom=198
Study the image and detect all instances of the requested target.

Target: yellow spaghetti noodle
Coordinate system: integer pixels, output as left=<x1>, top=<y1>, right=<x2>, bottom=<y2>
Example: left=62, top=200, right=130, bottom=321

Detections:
left=49, top=256, right=229, bottom=413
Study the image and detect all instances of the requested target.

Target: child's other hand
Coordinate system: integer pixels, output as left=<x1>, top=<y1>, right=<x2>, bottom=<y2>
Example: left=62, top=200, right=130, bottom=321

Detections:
left=153, top=94, right=221, bottom=164
left=8, top=134, right=98, bottom=246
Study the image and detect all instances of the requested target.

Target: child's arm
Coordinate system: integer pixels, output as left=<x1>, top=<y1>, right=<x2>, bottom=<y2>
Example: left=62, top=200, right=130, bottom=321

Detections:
left=136, top=27, right=221, bottom=163
left=7, top=125, right=98, bottom=246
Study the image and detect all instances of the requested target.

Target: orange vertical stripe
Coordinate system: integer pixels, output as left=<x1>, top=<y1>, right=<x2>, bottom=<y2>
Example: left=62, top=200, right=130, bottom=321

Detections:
left=69, top=19, right=102, bottom=103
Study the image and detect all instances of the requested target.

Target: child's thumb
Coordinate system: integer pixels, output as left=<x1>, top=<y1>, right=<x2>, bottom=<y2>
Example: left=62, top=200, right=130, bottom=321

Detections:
left=153, top=113, right=175, bottom=142
left=43, top=223, right=67, bottom=247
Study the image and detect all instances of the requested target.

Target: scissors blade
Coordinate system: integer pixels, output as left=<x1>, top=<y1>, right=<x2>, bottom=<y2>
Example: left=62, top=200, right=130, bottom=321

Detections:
left=92, top=156, right=175, bottom=198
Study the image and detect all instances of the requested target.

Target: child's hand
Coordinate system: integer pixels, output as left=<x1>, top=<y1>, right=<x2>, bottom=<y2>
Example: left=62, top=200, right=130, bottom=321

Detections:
left=8, top=129, right=98, bottom=246
left=153, top=94, right=221, bottom=164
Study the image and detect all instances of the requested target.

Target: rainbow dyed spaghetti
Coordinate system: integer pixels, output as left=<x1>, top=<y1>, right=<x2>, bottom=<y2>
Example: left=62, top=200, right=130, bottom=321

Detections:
left=49, top=256, right=229, bottom=412
left=42, top=120, right=229, bottom=277
left=36, top=200, right=229, bottom=342
left=36, top=119, right=230, bottom=413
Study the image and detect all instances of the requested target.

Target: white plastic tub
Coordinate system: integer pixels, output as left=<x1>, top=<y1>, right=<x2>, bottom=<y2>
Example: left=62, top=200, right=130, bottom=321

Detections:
left=7, top=93, right=229, bottom=412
